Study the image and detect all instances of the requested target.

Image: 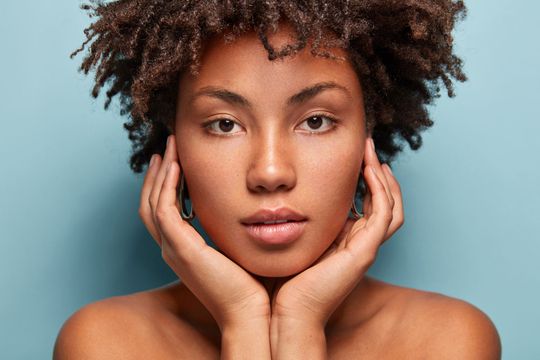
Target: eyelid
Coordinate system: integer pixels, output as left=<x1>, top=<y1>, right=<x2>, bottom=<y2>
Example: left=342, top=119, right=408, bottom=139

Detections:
left=202, top=112, right=339, bottom=136
left=202, top=117, right=245, bottom=136
left=297, top=112, right=339, bottom=134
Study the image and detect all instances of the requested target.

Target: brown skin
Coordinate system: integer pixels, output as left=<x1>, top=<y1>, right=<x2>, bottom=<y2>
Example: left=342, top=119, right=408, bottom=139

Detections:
left=70, top=0, right=468, bottom=174
left=54, top=26, right=501, bottom=359
left=175, top=25, right=366, bottom=279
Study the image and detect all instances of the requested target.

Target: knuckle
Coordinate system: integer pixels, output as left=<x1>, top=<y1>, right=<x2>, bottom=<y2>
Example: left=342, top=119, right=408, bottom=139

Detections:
left=148, top=197, right=156, bottom=212
left=138, top=206, right=148, bottom=220
left=396, top=211, right=404, bottom=225
left=394, top=182, right=402, bottom=194
left=155, top=207, right=170, bottom=225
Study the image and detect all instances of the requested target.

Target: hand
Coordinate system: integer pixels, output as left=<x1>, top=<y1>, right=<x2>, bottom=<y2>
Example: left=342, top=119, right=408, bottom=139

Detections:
left=139, top=135, right=271, bottom=330
left=270, top=137, right=404, bottom=327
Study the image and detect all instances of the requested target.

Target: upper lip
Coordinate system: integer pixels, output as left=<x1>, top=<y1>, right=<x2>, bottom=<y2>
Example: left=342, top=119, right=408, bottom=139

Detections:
left=241, top=207, right=308, bottom=225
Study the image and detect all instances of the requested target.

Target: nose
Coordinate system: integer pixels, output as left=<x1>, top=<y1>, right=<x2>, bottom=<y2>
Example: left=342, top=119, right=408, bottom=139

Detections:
left=246, top=129, right=296, bottom=194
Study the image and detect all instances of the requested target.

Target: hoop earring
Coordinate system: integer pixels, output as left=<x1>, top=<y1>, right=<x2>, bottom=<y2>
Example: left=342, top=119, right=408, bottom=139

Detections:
left=179, top=172, right=195, bottom=222
left=349, top=170, right=364, bottom=220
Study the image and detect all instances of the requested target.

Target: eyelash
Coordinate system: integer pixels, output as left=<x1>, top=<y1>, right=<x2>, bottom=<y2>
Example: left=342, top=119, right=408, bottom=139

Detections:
left=202, top=113, right=339, bottom=137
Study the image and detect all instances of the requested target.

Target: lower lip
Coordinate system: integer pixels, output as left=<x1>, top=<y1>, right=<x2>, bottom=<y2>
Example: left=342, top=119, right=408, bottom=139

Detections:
left=242, top=221, right=307, bottom=246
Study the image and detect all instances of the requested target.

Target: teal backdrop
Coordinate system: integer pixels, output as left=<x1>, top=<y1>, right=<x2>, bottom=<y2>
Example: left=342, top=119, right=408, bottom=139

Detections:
left=1, top=1, right=538, bottom=358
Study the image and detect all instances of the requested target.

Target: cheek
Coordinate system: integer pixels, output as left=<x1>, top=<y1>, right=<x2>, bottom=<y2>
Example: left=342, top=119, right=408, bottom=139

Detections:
left=176, top=125, right=232, bottom=195
left=175, top=128, right=364, bottom=276
left=176, top=137, right=247, bottom=240
left=300, top=141, right=362, bottom=215
left=180, top=157, right=242, bottom=218
left=291, top=140, right=362, bottom=260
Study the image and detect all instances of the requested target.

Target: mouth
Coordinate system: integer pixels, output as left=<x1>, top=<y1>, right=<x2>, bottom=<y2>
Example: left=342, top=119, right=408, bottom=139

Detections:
left=250, top=219, right=300, bottom=225
left=242, top=220, right=307, bottom=246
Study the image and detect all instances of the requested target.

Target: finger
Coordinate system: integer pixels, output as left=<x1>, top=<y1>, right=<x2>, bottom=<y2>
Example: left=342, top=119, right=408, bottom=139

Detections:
left=367, top=138, right=394, bottom=209
left=149, top=135, right=178, bottom=223
left=364, top=138, right=394, bottom=209
left=381, top=164, right=404, bottom=242
left=156, top=161, right=205, bottom=259
left=362, top=165, right=393, bottom=244
left=139, top=154, right=163, bottom=245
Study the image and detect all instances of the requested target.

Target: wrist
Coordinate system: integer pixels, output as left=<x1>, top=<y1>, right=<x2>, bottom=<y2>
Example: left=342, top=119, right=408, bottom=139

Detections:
left=272, top=304, right=327, bottom=329
left=271, top=315, right=325, bottom=336
left=221, top=319, right=271, bottom=360
left=216, top=296, right=271, bottom=331
left=221, top=316, right=270, bottom=334
left=270, top=315, right=327, bottom=360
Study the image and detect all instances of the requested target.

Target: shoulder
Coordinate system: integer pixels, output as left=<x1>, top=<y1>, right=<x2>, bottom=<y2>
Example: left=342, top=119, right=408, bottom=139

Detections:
left=386, top=284, right=502, bottom=359
left=53, top=293, right=155, bottom=359
left=53, top=284, right=189, bottom=359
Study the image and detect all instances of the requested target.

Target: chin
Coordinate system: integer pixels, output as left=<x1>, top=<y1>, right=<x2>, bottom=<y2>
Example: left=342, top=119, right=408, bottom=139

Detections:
left=240, top=253, right=316, bottom=278
left=248, top=267, right=300, bottom=278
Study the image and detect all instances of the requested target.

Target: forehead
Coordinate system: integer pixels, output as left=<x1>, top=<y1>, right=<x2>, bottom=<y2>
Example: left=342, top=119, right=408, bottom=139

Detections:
left=178, top=23, right=362, bottom=101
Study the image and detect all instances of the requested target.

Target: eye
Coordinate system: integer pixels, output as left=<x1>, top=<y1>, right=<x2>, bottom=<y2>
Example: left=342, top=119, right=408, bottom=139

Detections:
left=297, top=113, right=338, bottom=134
left=203, top=113, right=338, bottom=136
left=203, top=118, right=243, bottom=136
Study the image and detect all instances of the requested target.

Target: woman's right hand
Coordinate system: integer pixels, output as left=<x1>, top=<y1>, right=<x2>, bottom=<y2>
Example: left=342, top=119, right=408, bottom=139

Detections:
left=138, top=135, right=270, bottom=331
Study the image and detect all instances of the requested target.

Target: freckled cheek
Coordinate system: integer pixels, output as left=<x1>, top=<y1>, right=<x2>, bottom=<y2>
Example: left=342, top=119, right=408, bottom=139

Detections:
left=177, top=156, right=247, bottom=235
left=300, top=147, right=361, bottom=208
left=183, top=162, right=241, bottom=210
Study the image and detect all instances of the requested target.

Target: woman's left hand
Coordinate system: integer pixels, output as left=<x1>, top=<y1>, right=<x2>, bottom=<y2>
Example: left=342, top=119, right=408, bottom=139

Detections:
left=270, top=137, right=404, bottom=327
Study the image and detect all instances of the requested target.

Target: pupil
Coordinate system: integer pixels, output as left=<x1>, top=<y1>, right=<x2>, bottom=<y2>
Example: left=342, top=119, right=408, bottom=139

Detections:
left=219, top=120, right=234, bottom=132
left=308, top=116, right=323, bottom=129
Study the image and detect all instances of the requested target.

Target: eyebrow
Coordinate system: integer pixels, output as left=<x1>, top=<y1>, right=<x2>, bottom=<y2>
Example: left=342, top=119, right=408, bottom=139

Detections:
left=189, top=81, right=352, bottom=109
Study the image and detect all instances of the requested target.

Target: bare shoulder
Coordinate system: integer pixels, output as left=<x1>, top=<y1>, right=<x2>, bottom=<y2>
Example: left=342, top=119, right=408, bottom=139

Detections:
left=53, top=289, right=169, bottom=359
left=383, top=281, right=502, bottom=359
left=53, top=282, right=219, bottom=359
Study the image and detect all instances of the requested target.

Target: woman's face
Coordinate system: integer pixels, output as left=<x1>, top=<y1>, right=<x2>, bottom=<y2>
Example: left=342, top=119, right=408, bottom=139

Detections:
left=175, top=24, right=366, bottom=277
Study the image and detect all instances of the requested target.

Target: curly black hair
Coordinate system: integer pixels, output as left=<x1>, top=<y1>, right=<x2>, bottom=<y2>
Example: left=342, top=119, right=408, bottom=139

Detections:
left=71, top=0, right=467, bottom=173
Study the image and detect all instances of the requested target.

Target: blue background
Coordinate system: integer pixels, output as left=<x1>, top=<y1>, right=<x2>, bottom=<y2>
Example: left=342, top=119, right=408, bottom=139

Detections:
left=1, top=1, right=538, bottom=358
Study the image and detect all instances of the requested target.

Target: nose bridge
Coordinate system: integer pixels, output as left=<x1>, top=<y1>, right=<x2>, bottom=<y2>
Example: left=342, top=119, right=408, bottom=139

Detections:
left=246, top=123, right=296, bottom=193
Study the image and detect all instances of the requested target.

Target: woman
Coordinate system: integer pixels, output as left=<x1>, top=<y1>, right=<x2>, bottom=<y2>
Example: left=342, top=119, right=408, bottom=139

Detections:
left=54, top=1, right=501, bottom=358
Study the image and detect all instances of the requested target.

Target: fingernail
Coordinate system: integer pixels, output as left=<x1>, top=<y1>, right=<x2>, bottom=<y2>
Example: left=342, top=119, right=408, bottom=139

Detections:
left=370, top=138, right=375, bottom=151
left=149, top=154, right=156, bottom=167
left=384, top=163, right=393, bottom=175
left=167, top=135, right=171, bottom=147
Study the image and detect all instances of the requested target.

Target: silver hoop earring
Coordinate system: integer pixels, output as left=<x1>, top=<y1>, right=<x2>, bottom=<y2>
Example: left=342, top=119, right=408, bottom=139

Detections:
left=349, top=171, right=364, bottom=220
left=179, top=172, right=195, bottom=222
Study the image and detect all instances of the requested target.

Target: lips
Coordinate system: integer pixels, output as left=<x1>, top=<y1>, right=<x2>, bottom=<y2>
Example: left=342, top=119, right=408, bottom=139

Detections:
left=241, top=206, right=308, bottom=246
left=241, top=207, right=307, bottom=225
left=242, top=220, right=307, bottom=246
